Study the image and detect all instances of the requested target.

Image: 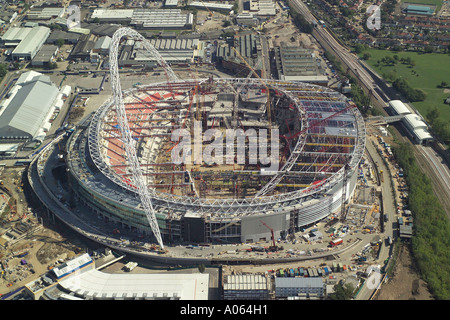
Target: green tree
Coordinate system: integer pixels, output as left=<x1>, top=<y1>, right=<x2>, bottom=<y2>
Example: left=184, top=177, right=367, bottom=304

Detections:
left=426, top=107, right=440, bottom=126
left=0, top=63, right=7, bottom=80
left=329, top=283, right=355, bottom=300
left=55, top=38, right=65, bottom=48
left=362, top=52, right=371, bottom=60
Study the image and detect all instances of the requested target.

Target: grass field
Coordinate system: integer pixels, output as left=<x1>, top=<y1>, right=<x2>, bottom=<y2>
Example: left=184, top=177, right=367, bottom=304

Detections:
left=360, top=49, right=450, bottom=121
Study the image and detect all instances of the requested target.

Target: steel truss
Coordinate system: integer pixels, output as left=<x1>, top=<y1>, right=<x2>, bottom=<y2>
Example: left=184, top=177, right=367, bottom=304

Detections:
left=88, top=32, right=365, bottom=223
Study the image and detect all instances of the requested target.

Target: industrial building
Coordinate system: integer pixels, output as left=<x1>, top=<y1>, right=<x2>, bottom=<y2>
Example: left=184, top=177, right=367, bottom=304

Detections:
left=189, top=1, right=234, bottom=12
left=274, top=46, right=328, bottom=85
left=1, top=27, right=32, bottom=47
left=223, top=274, right=271, bottom=300
left=0, top=71, right=62, bottom=143
left=275, top=277, right=324, bottom=299
left=92, top=36, right=111, bottom=56
left=10, top=26, right=51, bottom=61
left=26, top=7, right=65, bottom=20
left=164, top=0, right=179, bottom=8
left=69, top=33, right=97, bottom=61
left=248, top=0, right=277, bottom=16
left=90, top=9, right=193, bottom=30
left=120, top=38, right=205, bottom=66
left=216, top=33, right=267, bottom=77
left=31, top=45, right=59, bottom=67
left=24, top=253, right=209, bottom=300
left=235, top=13, right=259, bottom=27
left=45, top=30, right=81, bottom=45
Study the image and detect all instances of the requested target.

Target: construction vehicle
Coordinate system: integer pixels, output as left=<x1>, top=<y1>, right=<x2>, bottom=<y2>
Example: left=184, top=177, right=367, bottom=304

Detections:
left=259, top=220, right=283, bottom=252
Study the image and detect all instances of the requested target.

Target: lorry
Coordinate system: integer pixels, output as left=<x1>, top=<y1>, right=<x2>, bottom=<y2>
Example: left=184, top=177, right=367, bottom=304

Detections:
left=329, top=238, right=343, bottom=247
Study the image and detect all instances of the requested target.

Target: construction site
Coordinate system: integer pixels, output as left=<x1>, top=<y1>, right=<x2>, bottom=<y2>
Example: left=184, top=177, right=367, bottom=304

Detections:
left=29, top=27, right=360, bottom=256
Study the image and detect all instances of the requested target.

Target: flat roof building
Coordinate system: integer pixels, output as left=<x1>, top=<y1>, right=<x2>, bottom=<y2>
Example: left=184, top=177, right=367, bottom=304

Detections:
left=26, top=7, right=65, bottom=20
left=223, top=274, right=270, bottom=300
left=120, top=38, right=204, bottom=66
left=275, top=277, right=324, bottom=299
left=216, top=33, right=267, bottom=77
left=11, top=26, right=51, bottom=61
left=0, top=71, right=61, bottom=142
left=91, top=9, right=193, bottom=30
left=31, top=44, right=59, bottom=67
left=274, top=46, right=328, bottom=85
left=1, top=27, right=32, bottom=47
left=189, top=1, right=234, bottom=12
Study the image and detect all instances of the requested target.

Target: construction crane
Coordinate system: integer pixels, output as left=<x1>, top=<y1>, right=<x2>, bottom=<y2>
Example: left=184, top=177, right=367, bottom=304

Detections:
left=200, top=0, right=214, bottom=17
left=259, top=220, right=283, bottom=252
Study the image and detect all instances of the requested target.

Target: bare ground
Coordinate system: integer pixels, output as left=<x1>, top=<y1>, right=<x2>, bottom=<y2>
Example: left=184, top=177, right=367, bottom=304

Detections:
left=376, top=243, right=434, bottom=300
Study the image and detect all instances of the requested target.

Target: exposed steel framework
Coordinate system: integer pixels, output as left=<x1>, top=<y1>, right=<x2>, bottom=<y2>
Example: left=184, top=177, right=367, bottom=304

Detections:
left=89, top=27, right=366, bottom=247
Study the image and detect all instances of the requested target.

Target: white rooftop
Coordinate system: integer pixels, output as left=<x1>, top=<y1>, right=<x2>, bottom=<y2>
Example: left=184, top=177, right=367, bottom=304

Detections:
left=59, top=269, right=209, bottom=300
left=389, top=100, right=411, bottom=115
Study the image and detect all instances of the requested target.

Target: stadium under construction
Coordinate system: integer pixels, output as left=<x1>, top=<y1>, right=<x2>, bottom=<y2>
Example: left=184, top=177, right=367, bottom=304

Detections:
left=37, top=28, right=366, bottom=253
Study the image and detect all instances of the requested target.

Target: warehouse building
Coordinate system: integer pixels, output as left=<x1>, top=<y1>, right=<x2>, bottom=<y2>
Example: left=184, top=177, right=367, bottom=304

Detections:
left=92, top=36, right=111, bottom=55
left=120, top=38, right=205, bottom=67
left=10, top=26, right=51, bottom=61
left=46, top=30, right=81, bottom=45
left=31, top=45, right=59, bottom=67
left=0, top=71, right=62, bottom=143
left=249, top=0, right=277, bottom=16
left=235, top=13, right=259, bottom=27
left=275, top=277, right=324, bottom=299
left=1, top=27, right=32, bottom=47
left=130, top=9, right=193, bottom=30
left=69, top=33, right=97, bottom=61
left=90, top=9, right=193, bottom=30
left=26, top=7, right=65, bottom=20
left=274, top=46, right=328, bottom=85
left=223, top=274, right=270, bottom=300
left=189, top=1, right=234, bottom=12
left=216, top=33, right=267, bottom=77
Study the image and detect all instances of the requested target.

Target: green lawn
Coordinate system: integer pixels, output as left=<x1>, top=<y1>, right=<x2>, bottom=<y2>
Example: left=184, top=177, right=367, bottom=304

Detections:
left=360, top=49, right=450, bottom=121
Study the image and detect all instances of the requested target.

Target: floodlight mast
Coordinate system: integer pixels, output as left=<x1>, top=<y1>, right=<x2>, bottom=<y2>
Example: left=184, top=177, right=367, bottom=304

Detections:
left=109, top=27, right=178, bottom=249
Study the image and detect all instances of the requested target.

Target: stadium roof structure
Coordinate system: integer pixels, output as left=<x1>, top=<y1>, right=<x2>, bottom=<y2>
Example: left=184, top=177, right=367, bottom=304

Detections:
left=0, top=71, right=59, bottom=140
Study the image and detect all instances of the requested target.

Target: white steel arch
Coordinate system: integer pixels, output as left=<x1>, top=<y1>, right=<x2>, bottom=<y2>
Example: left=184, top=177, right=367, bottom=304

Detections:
left=108, top=27, right=178, bottom=249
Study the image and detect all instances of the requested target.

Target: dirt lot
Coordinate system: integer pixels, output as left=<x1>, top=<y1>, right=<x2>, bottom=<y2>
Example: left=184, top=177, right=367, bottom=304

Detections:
left=375, top=244, right=433, bottom=300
